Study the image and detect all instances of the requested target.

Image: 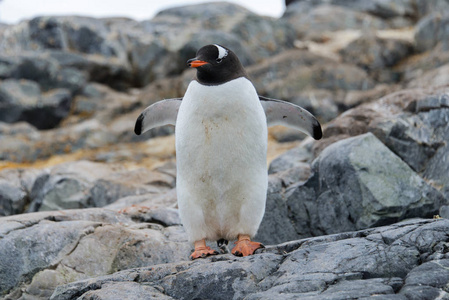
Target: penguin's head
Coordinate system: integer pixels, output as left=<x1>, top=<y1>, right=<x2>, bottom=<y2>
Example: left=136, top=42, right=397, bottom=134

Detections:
left=187, top=44, right=247, bottom=85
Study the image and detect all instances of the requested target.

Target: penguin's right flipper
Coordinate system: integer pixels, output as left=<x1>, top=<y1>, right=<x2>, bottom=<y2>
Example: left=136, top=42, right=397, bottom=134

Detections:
left=134, top=98, right=182, bottom=135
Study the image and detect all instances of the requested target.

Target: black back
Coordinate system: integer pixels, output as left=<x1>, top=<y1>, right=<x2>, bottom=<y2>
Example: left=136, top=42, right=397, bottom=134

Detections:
left=188, top=44, right=248, bottom=85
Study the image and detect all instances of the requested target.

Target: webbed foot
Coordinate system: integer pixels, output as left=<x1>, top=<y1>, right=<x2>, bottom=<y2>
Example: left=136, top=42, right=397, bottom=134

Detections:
left=190, top=239, right=219, bottom=260
left=231, top=234, right=264, bottom=257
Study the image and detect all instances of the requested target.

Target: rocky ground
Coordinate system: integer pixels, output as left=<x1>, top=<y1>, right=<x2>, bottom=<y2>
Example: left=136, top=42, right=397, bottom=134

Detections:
left=1, top=0, right=449, bottom=299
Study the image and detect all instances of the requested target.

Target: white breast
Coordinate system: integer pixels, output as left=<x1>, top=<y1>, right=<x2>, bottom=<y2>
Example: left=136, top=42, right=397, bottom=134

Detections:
left=175, top=77, right=268, bottom=242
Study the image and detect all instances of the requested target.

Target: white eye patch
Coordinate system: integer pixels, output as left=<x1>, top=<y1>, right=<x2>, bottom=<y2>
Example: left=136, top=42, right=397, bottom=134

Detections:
left=214, top=44, right=228, bottom=60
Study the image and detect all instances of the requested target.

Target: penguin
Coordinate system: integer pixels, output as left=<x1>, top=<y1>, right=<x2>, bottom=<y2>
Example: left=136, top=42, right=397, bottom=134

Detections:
left=134, top=44, right=322, bottom=259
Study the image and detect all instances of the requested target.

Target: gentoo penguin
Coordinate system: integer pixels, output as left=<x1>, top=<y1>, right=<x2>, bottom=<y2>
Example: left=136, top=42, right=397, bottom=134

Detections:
left=134, top=44, right=322, bottom=259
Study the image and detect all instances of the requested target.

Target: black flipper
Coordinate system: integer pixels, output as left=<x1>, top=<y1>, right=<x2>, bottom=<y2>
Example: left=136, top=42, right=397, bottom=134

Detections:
left=134, top=98, right=182, bottom=135
left=259, top=96, right=322, bottom=140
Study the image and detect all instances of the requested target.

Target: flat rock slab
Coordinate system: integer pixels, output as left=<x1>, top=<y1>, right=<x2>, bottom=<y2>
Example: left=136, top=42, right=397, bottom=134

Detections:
left=48, top=218, right=449, bottom=300
left=0, top=208, right=190, bottom=299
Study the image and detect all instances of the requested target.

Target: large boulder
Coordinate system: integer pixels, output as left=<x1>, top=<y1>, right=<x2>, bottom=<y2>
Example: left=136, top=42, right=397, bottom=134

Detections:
left=260, top=133, right=446, bottom=244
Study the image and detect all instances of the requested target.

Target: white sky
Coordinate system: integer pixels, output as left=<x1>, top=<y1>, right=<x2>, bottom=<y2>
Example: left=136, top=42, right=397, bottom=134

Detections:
left=0, top=0, right=284, bottom=24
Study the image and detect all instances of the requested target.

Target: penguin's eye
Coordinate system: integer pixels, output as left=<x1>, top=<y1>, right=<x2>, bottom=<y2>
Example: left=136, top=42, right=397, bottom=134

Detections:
left=216, top=58, right=222, bottom=63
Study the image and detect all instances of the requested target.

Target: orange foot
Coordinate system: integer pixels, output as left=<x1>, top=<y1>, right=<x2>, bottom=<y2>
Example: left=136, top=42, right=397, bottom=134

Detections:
left=190, top=239, right=219, bottom=260
left=231, top=234, right=264, bottom=257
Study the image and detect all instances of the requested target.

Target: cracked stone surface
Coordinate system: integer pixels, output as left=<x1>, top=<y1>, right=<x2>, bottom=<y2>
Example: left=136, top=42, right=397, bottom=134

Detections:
left=42, top=218, right=449, bottom=300
left=2, top=206, right=448, bottom=299
left=0, top=208, right=190, bottom=299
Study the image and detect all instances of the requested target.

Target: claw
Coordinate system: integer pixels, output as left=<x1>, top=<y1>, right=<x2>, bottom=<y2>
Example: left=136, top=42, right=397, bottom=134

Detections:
left=231, top=234, right=264, bottom=257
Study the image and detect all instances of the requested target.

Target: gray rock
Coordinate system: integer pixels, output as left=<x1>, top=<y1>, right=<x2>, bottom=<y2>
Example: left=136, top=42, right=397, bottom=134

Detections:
left=48, top=219, right=449, bottom=300
left=340, top=34, right=412, bottom=81
left=0, top=53, right=86, bottom=93
left=414, top=0, right=449, bottom=20
left=0, top=79, right=72, bottom=129
left=268, top=146, right=313, bottom=174
left=45, top=50, right=133, bottom=90
left=0, top=176, right=27, bottom=217
left=229, top=14, right=295, bottom=61
left=284, top=133, right=447, bottom=238
left=0, top=208, right=190, bottom=298
left=315, top=87, right=449, bottom=199
left=256, top=177, right=300, bottom=245
left=440, top=205, right=449, bottom=219
left=407, top=62, right=449, bottom=89
left=148, top=2, right=295, bottom=63
left=372, top=93, right=449, bottom=198
left=283, top=4, right=390, bottom=40
left=17, top=16, right=124, bottom=59
left=284, top=0, right=415, bottom=19
left=0, top=218, right=102, bottom=296
left=415, top=12, right=449, bottom=52
left=247, top=49, right=374, bottom=112
left=0, top=168, right=44, bottom=216
left=88, top=168, right=175, bottom=208
left=28, top=161, right=174, bottom=212
left=127, top=35, right=179, bottom=87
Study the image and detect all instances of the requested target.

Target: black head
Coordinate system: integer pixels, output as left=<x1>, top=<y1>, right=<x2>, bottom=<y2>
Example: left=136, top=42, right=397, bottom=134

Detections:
left=187, top=44, right=247, bottom=85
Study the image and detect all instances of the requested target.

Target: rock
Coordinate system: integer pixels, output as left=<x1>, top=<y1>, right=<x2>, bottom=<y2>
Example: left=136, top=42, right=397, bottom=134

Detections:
left=283, top=133, right=447, bottom=238
left=247, top=49, right=374, bottom=116
left=46, top=219, right=449, bottom=300
left=440, top=205, right=449, bottom=219
left=45, top=50, right=133, bottom=90
left=282, top=4, right=390, bottom=40
left=342, top=83, right=399, bottom=108
left=268, top=146, right=313, bottom=174
left=0, top=16, right=126, bottom=59
left=0, top=208, right=190, bottom=298
left=126, top=35, right=179, bottom=87
left=149, top=2, right=295, bottom=63
left=0, top=53, right=87, bottom=93
left=407, top=62, right=449, bottom=89
left=315, top=88, right=449, bottom=199
left=229, top=14, right=295, bottom=61
left=28, top=161, right=174, bottom=212
left=340, top=34, right=412, bottom=82
left=284, top=0, right=416, bottom=20
left=375, top=93, right=449, bottom=177
left=0, top=168, right=44, bottom=216
left=414, top=0, right=449, bottom=20
left=415, top=12, right=449, bottom=53
left=0, top=79, right=72, bottom=129
left=399, top=44, right=449, bottom=84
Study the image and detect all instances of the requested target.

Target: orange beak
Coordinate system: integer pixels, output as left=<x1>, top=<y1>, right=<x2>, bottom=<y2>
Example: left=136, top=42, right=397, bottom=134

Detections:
left=187, top=59, right=209, bottom=68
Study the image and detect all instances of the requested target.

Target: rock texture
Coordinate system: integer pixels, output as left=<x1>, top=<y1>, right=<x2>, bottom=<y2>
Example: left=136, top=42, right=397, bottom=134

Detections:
left=1, top=0, right=449, bottom=299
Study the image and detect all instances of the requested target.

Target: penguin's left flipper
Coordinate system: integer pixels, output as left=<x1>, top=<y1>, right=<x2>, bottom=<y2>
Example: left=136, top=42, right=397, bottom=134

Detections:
left=259, top=96, right=322, bottom=140
left=134, top=98, right=182, bottom=135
